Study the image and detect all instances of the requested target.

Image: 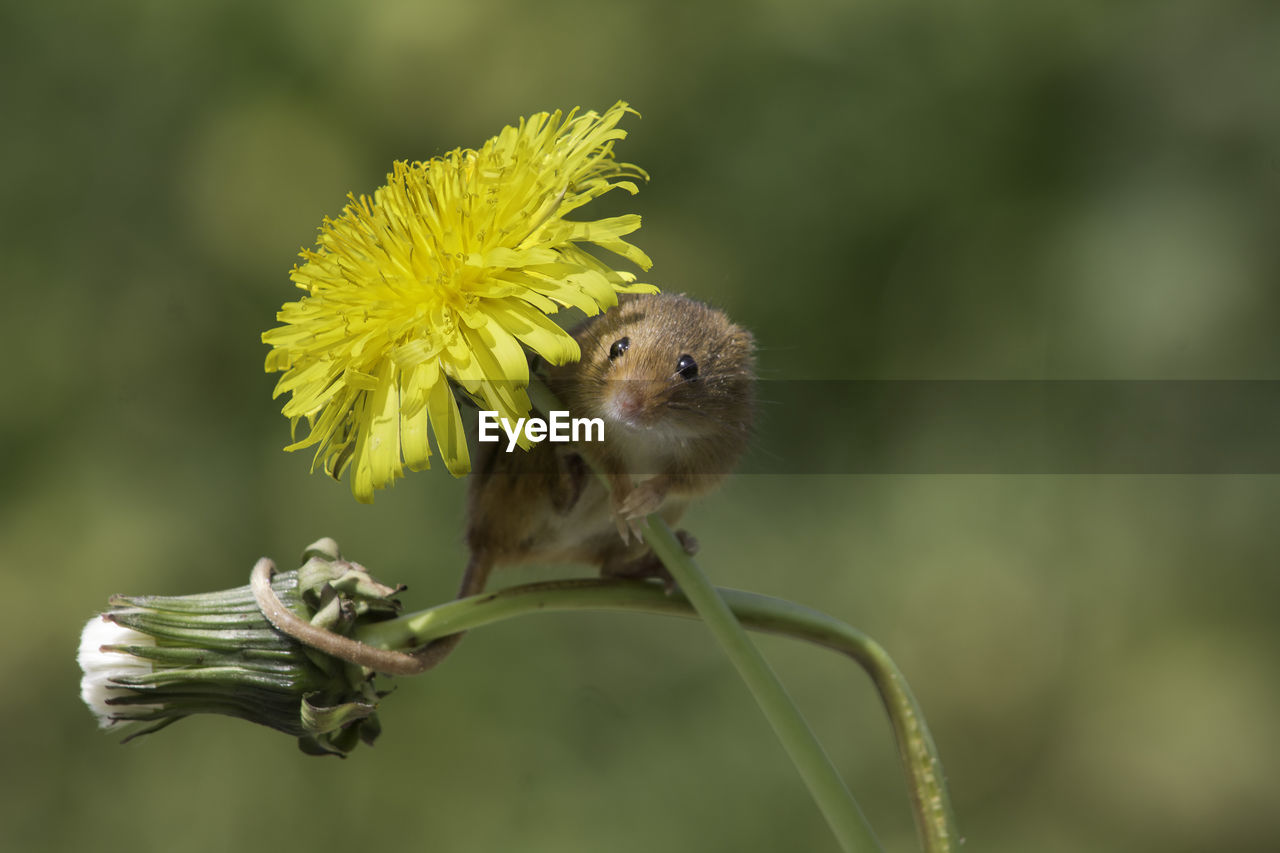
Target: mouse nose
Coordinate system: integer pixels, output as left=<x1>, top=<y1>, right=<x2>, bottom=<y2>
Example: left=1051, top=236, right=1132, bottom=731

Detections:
left=607, top=382, right=656, bottom=427
left=612, top=385, right=644, bottom=421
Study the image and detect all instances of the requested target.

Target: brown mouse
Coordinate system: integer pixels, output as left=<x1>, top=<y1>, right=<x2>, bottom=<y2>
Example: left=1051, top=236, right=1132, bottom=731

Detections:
left=411, top=292, right=756, bottom=669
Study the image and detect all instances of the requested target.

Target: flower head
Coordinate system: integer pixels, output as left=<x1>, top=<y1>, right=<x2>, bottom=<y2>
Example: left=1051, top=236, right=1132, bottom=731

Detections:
left=77, top=539, right=398, bottom=756
left=263, top=101, right=655, bottom=502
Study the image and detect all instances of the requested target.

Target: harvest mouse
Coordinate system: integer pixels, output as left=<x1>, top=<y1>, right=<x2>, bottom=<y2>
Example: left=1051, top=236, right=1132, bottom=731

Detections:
left=411, top=292, right=756, bottom=669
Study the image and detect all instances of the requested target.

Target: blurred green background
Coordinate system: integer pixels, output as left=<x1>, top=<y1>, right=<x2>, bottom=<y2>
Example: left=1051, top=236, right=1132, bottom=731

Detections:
left=4, top=0, right=1278, bottom=851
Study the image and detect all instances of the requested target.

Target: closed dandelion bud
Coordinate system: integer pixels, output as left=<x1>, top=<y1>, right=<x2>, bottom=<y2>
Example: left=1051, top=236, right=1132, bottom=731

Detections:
left=77, top=538, right=401, bottom=757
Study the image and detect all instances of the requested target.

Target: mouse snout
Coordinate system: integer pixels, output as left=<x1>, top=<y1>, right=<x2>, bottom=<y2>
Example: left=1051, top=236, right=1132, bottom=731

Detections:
left=605, top=381, right=661, bottom=427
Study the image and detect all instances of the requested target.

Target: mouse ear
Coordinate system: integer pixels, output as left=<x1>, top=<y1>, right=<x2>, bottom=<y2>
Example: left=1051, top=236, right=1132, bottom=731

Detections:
left=712, top=327, right=756, bottom=372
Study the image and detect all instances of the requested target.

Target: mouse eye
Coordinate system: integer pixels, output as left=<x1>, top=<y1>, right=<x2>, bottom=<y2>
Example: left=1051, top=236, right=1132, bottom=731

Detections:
left=608, top=337, right=630, bottom=360
left=676, top=354, right=698, bottom=380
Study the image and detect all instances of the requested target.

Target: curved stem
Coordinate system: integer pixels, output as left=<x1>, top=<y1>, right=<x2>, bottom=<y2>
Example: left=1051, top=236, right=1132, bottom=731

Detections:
left=524, top=379, right=885, bottom=851
left=641, top=519, right=882, bottom=852
left=356, top=579, right=958, bottom=853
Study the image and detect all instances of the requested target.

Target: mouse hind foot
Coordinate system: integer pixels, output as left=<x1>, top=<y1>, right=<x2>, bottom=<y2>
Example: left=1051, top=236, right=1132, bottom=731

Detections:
left=600, top=529, right=699, bottom=594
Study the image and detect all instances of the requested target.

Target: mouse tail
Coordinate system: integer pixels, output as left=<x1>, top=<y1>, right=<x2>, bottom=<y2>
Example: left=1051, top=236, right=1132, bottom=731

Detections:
left=408, top=550, right=494, bottom=672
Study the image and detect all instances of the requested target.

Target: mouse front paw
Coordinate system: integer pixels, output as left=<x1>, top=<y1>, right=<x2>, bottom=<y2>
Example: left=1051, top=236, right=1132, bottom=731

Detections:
left=618, top=479, right=667, bottom=518
left=613, top=479, right=668, bottom=542
left=611, top=509, right=640, bottom=544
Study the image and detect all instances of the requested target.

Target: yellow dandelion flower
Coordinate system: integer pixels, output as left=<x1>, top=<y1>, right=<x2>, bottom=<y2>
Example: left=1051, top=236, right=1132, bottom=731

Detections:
left=263, top=102, right=655, bottom=503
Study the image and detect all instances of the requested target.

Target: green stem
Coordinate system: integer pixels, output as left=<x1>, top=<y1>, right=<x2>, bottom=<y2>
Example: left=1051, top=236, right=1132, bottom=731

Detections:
left=520, top=378, right=882, bottom=851
left=642, top=518, right=882, bottom=852
left=357, top=578, right=957, bottom=852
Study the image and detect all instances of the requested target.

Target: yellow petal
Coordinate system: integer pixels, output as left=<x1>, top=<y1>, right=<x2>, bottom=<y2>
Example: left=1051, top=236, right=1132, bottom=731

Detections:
left=427, top=377, right=470, bottom=476
left=484, top=299, right=581, bottom=365
left=401, top=381, right=432, bottom=472
left=348, top=398, right=376, bottom=503
left=461, top=323, right=529, bottom=415
left=399, top=358, right=440, bottom=417
left=366, top=362, right=401, bottom=491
